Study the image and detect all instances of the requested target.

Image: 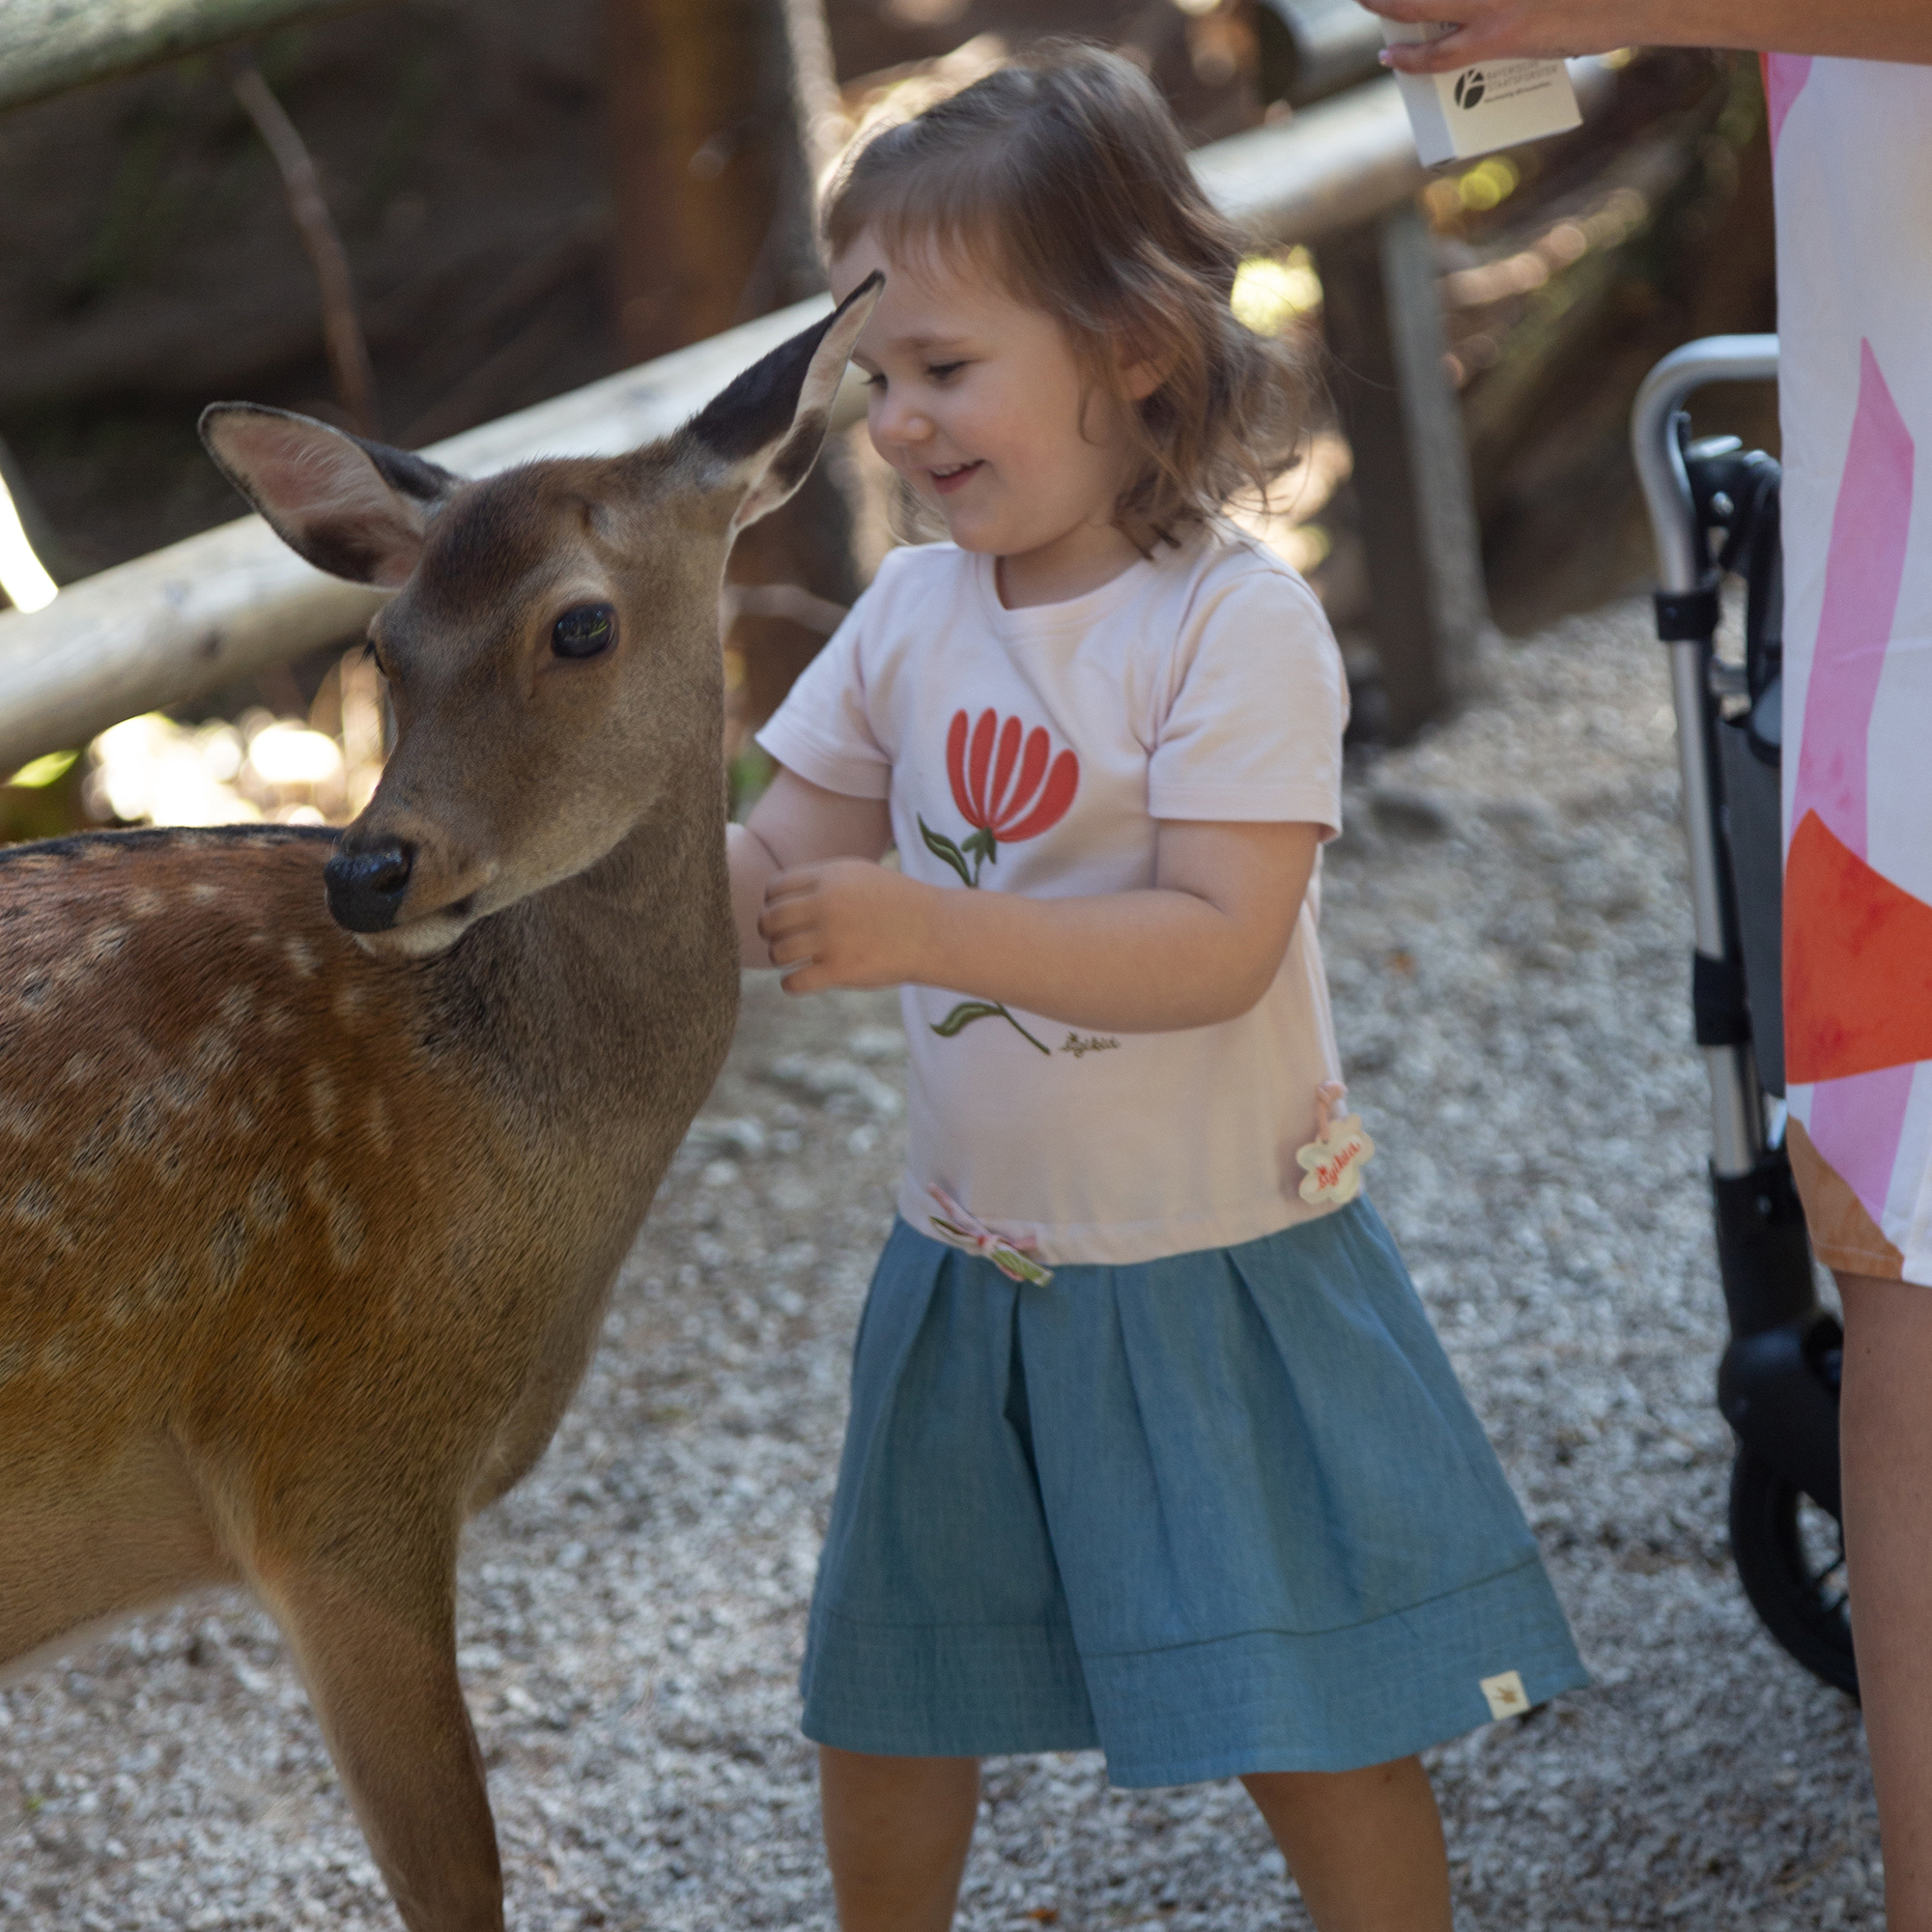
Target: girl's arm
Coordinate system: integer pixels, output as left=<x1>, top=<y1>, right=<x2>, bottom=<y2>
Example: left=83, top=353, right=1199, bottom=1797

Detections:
left=758, top=818, right=1322, bottom=1034
left=1362, top=0, right=1932, bottom=69
left=728, top=767, right=892, bottom=968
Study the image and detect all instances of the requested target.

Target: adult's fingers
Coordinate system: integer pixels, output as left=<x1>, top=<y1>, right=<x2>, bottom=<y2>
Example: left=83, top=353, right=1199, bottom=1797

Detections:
left=1357, top=0, right=1476, bottom=20
left=1378, top=31, right=1483, bottom=72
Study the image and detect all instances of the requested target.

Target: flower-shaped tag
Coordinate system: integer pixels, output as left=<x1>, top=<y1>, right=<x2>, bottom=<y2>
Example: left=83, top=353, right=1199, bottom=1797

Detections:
left=1295, top=1081, right=1376, bottom=1207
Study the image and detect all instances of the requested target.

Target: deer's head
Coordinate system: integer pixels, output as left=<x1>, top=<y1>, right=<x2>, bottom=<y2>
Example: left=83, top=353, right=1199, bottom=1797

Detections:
left=199, top=276, right=881, bottom=958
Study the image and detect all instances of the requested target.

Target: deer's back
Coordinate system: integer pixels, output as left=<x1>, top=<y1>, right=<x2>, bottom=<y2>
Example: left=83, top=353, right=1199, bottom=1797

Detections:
left=0, top=826, right=581, bottom=1516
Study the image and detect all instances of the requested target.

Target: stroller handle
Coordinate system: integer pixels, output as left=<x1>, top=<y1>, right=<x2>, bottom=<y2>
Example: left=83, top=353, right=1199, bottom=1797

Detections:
left=1631, top=334, right=1780, bottom=593
left=1630, top=334, right=1778, bottom=1179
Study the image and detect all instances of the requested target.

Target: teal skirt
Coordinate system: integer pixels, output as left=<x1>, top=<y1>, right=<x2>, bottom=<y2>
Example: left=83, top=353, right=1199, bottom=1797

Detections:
left=800, top=1198, right=1586, bottom=1788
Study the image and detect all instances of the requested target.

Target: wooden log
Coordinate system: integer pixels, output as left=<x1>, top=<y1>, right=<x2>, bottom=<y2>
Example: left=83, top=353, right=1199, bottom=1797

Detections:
left=0, top=60, right=1627, bottom=773
left=0, top=298, right=857, bottom=778
left=0, top=0, right=377, bottom=114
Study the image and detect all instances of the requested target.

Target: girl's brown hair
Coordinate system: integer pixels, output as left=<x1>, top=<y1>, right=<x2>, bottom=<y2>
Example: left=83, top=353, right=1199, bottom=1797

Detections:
left=821, top=43, right=1312, bottom=550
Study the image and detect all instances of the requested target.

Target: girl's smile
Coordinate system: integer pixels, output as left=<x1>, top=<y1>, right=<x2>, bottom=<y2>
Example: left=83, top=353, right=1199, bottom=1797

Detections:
left=829, top=227, right=1157, bottom=608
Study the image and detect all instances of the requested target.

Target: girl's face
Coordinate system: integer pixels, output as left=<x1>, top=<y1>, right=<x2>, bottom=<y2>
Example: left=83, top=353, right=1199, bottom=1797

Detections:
left=830, top=226, right=1152, bottom=606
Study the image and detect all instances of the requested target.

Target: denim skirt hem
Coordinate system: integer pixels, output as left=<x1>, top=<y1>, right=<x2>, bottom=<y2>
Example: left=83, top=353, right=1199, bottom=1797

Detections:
left=803, top=1553, right=1582, bottom=1785
left=799, top=1201, right=1586, bottom=1787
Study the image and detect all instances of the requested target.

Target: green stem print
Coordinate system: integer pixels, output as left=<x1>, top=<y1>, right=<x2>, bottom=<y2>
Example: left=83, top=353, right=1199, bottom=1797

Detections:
left=917, top=816, right=1051, bottom=1056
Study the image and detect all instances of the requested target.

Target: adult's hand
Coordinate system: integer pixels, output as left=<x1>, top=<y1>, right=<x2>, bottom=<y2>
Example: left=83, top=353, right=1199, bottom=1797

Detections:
left=1363, top=0, right=1641, bottom=70
left=1359, top=0, right=1932, bottom=71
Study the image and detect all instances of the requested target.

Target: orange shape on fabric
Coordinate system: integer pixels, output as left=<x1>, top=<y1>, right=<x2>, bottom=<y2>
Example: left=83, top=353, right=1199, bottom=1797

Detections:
left=1784, top=808, right=1932, bottom=1083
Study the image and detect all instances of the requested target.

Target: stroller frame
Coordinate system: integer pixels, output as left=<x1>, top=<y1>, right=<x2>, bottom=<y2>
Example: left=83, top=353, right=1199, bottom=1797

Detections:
left=1631, top=334, right=1856, bottom=1696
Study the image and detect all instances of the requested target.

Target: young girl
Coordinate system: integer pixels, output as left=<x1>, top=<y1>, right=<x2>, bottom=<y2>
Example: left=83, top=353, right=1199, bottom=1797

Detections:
left=726, top=44, right=1584, bottom=1931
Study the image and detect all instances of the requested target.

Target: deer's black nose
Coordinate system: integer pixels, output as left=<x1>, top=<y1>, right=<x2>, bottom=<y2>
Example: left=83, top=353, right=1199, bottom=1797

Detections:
left=325, top=839, right=414, bottom=932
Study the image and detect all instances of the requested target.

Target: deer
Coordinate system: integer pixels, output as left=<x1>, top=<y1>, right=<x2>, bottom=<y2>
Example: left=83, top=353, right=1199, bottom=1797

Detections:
left=0, top=274, right=881, bottom=1932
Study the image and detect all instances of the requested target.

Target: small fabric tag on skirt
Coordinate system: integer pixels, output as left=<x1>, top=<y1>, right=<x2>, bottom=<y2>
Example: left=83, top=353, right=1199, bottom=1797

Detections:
left=1481, top=1669, right=1530, bottom=1719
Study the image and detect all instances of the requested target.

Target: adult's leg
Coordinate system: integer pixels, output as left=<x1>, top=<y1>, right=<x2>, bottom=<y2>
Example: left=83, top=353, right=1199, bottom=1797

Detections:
left=1838, top=1269, right=1932, bottom=1931
left=1243, top=1756, right=1452, bottom=1932
left=819, top=1747, right=980, bottom=1932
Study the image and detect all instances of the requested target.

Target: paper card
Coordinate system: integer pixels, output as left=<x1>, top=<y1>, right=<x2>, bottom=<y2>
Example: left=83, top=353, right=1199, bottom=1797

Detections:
left=1381, top=22, right=1581, bottom=166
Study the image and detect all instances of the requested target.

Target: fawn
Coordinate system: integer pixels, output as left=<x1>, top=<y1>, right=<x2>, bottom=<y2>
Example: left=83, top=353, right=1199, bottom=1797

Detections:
left=0, top=276, right=881, bottom=1932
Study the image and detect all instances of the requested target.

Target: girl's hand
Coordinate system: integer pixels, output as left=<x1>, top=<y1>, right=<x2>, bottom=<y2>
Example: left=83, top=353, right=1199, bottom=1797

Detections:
left=759, top=860, right=936, bottom=994
left=1361, top=0, right=1647, bottom=70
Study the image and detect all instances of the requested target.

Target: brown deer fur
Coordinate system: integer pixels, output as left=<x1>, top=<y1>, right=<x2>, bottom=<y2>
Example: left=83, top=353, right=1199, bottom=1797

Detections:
left=0, top=278, right=881, bottom=1932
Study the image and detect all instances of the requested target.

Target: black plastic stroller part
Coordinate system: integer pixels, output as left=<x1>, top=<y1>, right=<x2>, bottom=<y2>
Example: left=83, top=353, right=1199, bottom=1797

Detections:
left=1716, top=723, right=1786, bottom=1094
left=1729, top=1446, right=1857, bottom=1699
left=1719, top=1306, right=1843, bottom=1519
left=1638, top=363, right=1857, bottom=1698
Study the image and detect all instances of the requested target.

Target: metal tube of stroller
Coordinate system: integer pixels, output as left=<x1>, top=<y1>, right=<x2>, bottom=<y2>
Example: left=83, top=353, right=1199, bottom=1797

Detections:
left=1631, top=336, right=1779, bottom=1179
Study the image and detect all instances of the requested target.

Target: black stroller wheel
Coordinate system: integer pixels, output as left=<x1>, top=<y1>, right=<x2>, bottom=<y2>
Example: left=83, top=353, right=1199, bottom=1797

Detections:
left=1728, top=1448, right=1859, bottom=1699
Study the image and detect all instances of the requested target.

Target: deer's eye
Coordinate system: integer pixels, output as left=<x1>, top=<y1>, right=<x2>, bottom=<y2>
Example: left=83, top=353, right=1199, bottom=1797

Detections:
left=552, top=604, right=615, bottom=659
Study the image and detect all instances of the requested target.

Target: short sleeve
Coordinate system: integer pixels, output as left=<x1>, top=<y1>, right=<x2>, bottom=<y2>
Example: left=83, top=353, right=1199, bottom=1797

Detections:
left=753, top=594, right=893, bottom=802
left=1146, top=567, right=1347, bottom=836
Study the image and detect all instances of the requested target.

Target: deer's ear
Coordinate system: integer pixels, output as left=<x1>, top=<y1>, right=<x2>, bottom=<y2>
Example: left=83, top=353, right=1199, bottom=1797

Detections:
left=686, top=271, right=883, bottom=538
left=199, top=404, right=463, bottom=589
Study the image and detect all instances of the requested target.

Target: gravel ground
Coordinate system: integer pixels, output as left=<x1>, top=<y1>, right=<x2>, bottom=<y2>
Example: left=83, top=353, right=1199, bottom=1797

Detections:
left=0, top=598, right=1881, bottom=1930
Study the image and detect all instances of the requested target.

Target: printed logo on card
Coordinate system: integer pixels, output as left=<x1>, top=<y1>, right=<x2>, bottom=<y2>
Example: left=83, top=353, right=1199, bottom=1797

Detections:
left=1481, top=1669, right=1529, bottom=1720
left=1454, top=68, right=1487, bottom=109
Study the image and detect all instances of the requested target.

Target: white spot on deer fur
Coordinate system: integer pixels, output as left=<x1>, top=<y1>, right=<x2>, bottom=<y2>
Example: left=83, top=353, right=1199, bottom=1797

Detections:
left=61, top=1053, right=92, bottom=1086
left=333, top=982, right=367, bottom=1021
left=219, top=984, right=257, bottom=1028
left=0, top=1340, right=27, bottom=1384
left=157, top=1070, right=206, bottom=1114
left=86, top=923, right=129, bottom=962
left=128, top=888, right=162, bottom=919
left=105, top=1277, right=142, bottom=1325
left=208, top=1211, right=249, bottom=1293
left=307, top=1065, right=339, bottom=1136
left=118, top=1091, right=163, bottom=1154
left=193, top=1027, right=237, bottom=1074
left=10, top=1179, right=57, bottom=1226
left=262, top=1007, right=294, bottom=1036
left=300, top=1159, right=364, bottom=1269
left=191, top=882, right=220, bottom=903
left=249, top=1174, right=292, bottom=1231
left=328, top=1198, right=366, bottom=1269
left=285, top=936, right=319, bottom=979
left=38, top=1335, right=76, bottom=1378
left=143, top=1254, right=189, bottom=1310
left=0, top=1095, right=38, bottom=1137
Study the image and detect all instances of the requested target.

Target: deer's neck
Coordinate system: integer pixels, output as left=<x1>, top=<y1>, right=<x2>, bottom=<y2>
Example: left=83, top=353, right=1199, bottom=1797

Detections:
left=431, top=772, right=736, bottom=1173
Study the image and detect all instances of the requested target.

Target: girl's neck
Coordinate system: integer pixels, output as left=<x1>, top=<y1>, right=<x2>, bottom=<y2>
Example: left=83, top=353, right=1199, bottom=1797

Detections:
left=994, top=519, right=1145, bottom=610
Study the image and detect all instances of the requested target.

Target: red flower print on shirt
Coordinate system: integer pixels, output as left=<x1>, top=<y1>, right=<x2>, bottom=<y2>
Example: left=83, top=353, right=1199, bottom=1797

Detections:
left=917, top=707, right=1080, bottom=1057
left=950, top=709, right=1079, bottom=864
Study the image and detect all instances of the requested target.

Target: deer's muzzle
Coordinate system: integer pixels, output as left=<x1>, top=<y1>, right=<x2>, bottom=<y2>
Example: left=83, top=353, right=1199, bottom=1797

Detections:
left=325, top=839, right=415, bottom=932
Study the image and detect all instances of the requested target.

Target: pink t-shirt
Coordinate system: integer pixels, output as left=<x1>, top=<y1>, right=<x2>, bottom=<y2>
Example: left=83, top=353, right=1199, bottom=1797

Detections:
left=755, top=525, right=1350, bottom=1265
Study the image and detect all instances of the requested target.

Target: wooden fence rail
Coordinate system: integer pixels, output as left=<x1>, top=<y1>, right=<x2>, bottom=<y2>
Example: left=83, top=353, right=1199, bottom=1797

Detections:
left=0, top=0, right=375, bottom=115
left=0, top=55, right=1620, bottom=775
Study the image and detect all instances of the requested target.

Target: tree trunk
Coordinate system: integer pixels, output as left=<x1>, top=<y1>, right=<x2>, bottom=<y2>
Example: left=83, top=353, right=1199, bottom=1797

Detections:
left=604, top=0, right=859, bottom=757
